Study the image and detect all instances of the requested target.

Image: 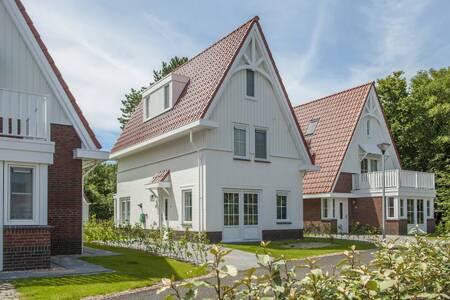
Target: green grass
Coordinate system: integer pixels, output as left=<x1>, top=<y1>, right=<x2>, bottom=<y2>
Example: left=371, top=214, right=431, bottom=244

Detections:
left=12, top=243, right=206, bottom=300
left=223, top=237, right=375, bottom=260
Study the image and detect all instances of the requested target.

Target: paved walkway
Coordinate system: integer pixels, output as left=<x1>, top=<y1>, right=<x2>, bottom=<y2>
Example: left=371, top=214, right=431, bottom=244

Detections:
left=0, top=246, right=118, bottom=281
left=102, top=250, right=375, bottom=300
left=0, top=283, right=19, bottom=300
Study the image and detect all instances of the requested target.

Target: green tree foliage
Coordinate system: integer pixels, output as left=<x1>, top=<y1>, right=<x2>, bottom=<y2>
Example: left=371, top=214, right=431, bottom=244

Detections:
left=84, top=162, right=117, bottom=220
left=377, top=68, right=450, bottom=232
left=152, top=56, right=188, bottom=82
left=117, top=56, right=188, bottom=129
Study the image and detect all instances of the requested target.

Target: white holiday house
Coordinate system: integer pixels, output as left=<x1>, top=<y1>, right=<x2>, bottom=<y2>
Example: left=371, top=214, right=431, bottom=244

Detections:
left=110, top=17, right=317, bottom=242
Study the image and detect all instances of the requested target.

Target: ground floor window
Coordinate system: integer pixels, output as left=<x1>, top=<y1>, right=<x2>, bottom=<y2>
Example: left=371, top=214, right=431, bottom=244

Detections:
left=224, top=192, right=239, bottom=226
left=183, top=190, right=192, bottom=223
left=244, top=193, right=258, bottom=225
left=321, top=198, right=329, bottom=218
left=9, top=166, right=34, bottom=221
left=407, top=199, right=414, bottom=224
left=388, top=197, right=395, bottom=218
left=426, top=200, right=431, bottom=218
left=276, top=193, right=287, bottom=220
left=119, top=197, right=130, bottom=224
left=416, top=199, right=424, bottom=224
left=164, top=198, right=169, bottom=221
left=399, top=198, right=405, bottom=217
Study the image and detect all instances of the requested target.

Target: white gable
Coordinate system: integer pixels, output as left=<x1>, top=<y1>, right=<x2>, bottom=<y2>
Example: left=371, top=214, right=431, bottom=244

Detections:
left=204, top=26, right=313, bottom=167
left=341, top=86, right=401, bottom=174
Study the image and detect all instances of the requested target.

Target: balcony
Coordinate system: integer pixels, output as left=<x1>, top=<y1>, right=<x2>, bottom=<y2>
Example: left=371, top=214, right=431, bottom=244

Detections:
left=0, top=88, right=48, bottom=140
left=352, top=169, right=435, bottom=191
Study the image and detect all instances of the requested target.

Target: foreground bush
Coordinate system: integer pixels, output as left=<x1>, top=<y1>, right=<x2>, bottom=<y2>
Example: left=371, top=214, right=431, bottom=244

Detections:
left=84, top=217, right=210, bottom=264
left=160, top=237, right=450, bottom=299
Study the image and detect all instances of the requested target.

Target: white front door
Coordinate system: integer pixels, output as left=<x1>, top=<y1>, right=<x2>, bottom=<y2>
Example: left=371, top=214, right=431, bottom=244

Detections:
left=407, top=199, right=426, bottom=233
left=336, top=199, right=348, bottom=233
left=222, top=190, right=260, bottom=242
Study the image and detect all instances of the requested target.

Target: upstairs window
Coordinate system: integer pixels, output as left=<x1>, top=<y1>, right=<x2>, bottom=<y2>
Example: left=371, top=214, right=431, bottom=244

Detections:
left=10, top=167, right=34, bottom=221
left=163, top=85, right=170, bottom=109
left=370, top=159, right=378, bottom=172
left=305, top=119, right=319, bottom=136
left=246, top=69, right=255, bottom=97
left=144, top=96, right=150, bottom=118
left=233, top=124, right=248, bottom=158
left=361, top=159, right=368, bottom=173
left=255, top=129, right=267, bottom=160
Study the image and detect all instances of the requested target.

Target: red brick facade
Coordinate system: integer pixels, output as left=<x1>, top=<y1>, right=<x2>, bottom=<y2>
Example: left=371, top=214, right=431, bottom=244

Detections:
left=3, top=226, right=51, bottom=271
left=333, top=172, right=353, bottom=193
left=427, top=219, right=435, bottom=233
left=303, top=198, right=337, bottom=234
left=348, top=197, right=382, bottom=228
left=48, top=124, right=83, bottom=255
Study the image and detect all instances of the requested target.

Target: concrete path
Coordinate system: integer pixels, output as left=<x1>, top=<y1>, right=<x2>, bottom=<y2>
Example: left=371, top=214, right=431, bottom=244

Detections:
left=0, top=283, right=19, bottom=300
left=0, top=247, right=117, bottom=281
left=215, top=247, right=259, bottom=271
left=101, top=250, right=375, bottom=300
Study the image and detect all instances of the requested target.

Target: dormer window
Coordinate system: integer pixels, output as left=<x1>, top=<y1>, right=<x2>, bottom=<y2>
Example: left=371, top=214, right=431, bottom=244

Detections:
left=366, top=119, right=371, bottom=136
left=164, top=85, right=170, bottom=109
left=246, top=69, right=255, bottom=98
left=305, top=119, right=319, bottom=136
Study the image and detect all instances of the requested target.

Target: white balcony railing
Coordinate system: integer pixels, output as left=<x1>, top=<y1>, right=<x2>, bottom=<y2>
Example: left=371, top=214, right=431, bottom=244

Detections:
left=352, top=169, right=435, bottom=191
left=0, top=88, right=48, bottom=140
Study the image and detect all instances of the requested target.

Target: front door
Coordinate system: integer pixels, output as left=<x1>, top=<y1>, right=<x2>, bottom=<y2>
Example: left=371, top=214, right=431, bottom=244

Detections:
left=336, top=199, right=348, bottom=233
left=407, top=199, right=426, bottom=233
left=222, top=190, right=260, bottom=242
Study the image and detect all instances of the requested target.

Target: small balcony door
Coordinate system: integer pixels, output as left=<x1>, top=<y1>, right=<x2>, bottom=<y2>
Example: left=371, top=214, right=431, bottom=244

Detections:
left=223, top=190, right=261, bottom=242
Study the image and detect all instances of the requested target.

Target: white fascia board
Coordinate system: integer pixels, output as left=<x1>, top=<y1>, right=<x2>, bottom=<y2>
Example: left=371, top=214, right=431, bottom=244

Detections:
left=73, top=148, right=110, bottom=160
left=304, top=188, right=436, bottom=199
left=299, top=164, right=320, bottom=172
left=303, top=193, right=356, bottom=199
left=0, top=138, right=55, bottom=164
left=110, top=119, right=219, bottom=159
left=145, top=181, right=172, bottom=189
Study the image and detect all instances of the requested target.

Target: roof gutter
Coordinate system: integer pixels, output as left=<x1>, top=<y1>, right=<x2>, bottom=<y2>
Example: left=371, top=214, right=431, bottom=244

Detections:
left=110, top=119, right=219, bottom=160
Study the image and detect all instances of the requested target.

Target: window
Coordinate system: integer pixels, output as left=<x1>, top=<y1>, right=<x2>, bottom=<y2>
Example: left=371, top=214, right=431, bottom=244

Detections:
left=322, top=198, right=328, bottom=219
left=366, top=119, right=371, bottom=136
left=407, top=199, right=414, bottom=224
left=417, top=199, right=424, bottom=224
left=276, top=193, right=287, bottom=220
left=144, top=96, right=150, bottom=118
left=183, top=190, right=192, bottom=223
left=339, top=202, right=343, bottom=219
left=233, top=125, right=248, bottom=158
left=119, top=197, right=130, bottom=224
left=388, top=197, right=395, bottom=218
left=332, top=198, right=336, bottom=218
left=305, top=119, right=319, bottom=136
left=426, top=200, right=431, bottom=218
left=246, top=69, right=255, bottom=97
left=10, top=167, right=33, bottom=220
left=164, top=198, right=169, bottom=221
left=361, top=159, right=368, bottom=173
left=163, top=85, right=170, bottom=109
left=244, top=193, right=258, bottom=225
left=224, top=193, right=239, bottom=226
left=399, top=199, right=405, bottom=217
left=370, top=159, right=378, bottom=172
left=255, top=129, right=267, bottom=160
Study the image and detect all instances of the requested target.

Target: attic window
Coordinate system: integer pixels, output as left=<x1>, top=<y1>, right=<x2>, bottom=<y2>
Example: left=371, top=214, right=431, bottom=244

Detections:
left=163, top=85, right=170, bottom=109
left=305, top=119, right=319, bottom=136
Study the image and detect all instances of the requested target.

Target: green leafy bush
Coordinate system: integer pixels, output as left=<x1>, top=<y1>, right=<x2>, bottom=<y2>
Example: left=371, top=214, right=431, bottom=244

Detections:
left=160, top=237, right=450, bottom=299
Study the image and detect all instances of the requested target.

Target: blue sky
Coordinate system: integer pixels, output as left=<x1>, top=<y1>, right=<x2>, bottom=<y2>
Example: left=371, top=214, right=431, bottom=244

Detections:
left=22, top=0, right=450, bottom=151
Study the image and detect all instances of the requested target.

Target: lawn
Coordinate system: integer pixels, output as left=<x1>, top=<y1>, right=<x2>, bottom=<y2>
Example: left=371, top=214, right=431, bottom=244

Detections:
left=12, top=243, right=206, bottom=300
left=223, top=237, right=375, bottom=260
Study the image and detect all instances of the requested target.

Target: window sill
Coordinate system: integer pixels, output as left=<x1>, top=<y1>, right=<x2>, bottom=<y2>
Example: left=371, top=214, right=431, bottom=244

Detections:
left=254, top=158, right=270, bottom=163
left=233, top=157, right=251, bottom=161
left=276, top=220, right=291, bottom=225
left=182, top=222, right=192, bottom=227
left=245, top=96, right=257, bottom=102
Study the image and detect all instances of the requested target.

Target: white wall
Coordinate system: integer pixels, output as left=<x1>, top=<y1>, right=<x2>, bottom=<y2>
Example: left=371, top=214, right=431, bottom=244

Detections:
left=0, top=1, right=70, bottom=125
left=341, top=87, right=401, bottom=173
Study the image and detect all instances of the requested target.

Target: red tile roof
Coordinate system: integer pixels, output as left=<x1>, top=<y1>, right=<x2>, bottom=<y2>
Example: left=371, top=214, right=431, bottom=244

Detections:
left=151, top=169, right=170, bottom=184
left=15, top=0, right=101, bottom=149
left=294, top=82, right=373, bottom=194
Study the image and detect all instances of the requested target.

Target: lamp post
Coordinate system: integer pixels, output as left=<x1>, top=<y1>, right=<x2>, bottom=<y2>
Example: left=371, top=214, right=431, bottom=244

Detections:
left=377, top=142, right=391, bottom=239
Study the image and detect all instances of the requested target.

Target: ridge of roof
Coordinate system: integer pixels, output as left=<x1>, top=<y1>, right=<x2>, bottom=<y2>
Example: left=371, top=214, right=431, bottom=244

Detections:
left=14, top=0, right=102, bottom=149
left=295, top=81, right=374, bottom=110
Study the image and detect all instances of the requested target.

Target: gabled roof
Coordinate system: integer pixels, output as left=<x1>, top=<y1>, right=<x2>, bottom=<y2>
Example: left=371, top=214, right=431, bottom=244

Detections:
left=14, top=0, right=101, bottom=149
left=294, top=82, right=373, bottom=194
left=151, top=169, right=170, bottom=184
left=112, top=17, right=257, bottom=154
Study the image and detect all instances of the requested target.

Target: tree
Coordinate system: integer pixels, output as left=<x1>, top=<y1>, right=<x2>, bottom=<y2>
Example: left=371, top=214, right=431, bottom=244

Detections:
left=153, top=56, right=188, bottom=82
left=84, top=162, right=117, bottom=220
left=376, top=67, right=450, bottom=232
left=117, top=56, right=188, bottom=129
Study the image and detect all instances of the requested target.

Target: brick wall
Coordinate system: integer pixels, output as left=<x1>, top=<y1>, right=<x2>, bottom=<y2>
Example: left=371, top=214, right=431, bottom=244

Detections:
left=303, top=198, right=337, bottom=233
left=333, top=172, right=353, bottom=193
left=427, top=219, right=435, bottom=233
left=386, top=219, right=407, bottom=235
left=303, top=198, right=321, bottom=221
left=3, top=226, right=51, bottom=271
left=348, top=197, right=382, bottom=228
left=48, top=124, right=82, bottom=255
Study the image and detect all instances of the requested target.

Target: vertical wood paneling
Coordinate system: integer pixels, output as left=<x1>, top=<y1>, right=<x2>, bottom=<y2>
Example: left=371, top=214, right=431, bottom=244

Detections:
left=0, top=2, right=70, bottom=125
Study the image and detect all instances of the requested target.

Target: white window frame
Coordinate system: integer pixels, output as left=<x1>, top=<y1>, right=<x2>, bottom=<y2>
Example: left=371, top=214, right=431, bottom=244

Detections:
left=387, top=197, right=395, bottom=219
left=399, top=198, right=405, bottom=218
left=321, top=198, right=337, bottom=220
left=276, top=191, right=289, bottom=221
left=254, top=127, right=269, bottom=161
left=305, top=119, right=319, bottom=136
left=119, top=197, right=131, bottom=224
left=4, top=163, right=40, bottom=225
left=182, top=189, right=193, bottom=224
left=246, top=69, right=255, bottom=99
left=223, top=191, right=240, bottom=227
left=366, top=119, right=371, bottom=136
left=233, top=123, right=250, bottom=159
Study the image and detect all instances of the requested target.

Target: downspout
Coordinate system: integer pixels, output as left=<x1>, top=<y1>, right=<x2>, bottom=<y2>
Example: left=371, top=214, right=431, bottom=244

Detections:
left=189, top=131, right=203, bottom=232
